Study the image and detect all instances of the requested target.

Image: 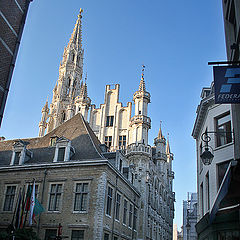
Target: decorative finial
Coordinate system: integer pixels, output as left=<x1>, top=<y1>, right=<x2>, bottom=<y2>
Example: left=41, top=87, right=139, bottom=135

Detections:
left=141, top=64, right=145, bottom=80
left=78, top=8, right=83, bottom=19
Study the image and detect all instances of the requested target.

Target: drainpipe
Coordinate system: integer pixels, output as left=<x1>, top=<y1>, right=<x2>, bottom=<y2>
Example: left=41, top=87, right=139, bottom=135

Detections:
left=37, top=169, right=47, bottom=235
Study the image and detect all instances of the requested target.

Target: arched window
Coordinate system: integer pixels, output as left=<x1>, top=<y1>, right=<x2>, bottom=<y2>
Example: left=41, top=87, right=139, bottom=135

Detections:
left=62, top=112, right=66, bottom=123
left=72, top=53, right=75, bottom=62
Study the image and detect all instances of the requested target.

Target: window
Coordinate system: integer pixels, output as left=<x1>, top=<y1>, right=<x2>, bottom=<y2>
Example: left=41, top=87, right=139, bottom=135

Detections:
left=106, top=186, right=113, bottom=216
left=123, top=199, right=128, bottom=225
left=104, top=233, right=109, bottom=240
left=13, top=152, right=21, bottom=165
left=61, top=111, right=66, bottom=123
left=133, top=207, right=137, bottom=230
left=129, top=203, right=133, bottom=228
left=119, top=159, right=122, bottom=172
left=215, top=112, right=232, bottom=147
left=217, top=160, right=231, bottom=189
left=3, top=186, right=16, bottom=211
left=50, top=136, right=58, bottom=146
left=74, top=183, right=89, bottom=212
left=48, top=184, right=63, bottom=211
left=123, top=167, right=129, bottom=179
left=200, top=183, right=204, bottom=216
left=119, top=135, right=126, bottom=148
left=58, top=147, right=65, bottom=162
left=115, top=193, right=121, bottom=221
left=71, top=230, right=84, bottom=240
left=105, top=136, right=112, bottom=148
left=106, top=116, right=114, bottom=127
left=44, top=229, right=57, bottom=240
left=206, top=172, right=210, bottom=211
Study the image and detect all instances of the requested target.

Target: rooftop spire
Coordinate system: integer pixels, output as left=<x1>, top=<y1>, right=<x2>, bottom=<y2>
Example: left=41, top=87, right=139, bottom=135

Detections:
left=166, top=133, right=171, bottom=154
left=157, top=121, right=164, bottom=140
left=68, top=8, right=83, bottom=50
left=80, top=74, right=88, bottom=98
left=139, top=64, right=146, bottom=92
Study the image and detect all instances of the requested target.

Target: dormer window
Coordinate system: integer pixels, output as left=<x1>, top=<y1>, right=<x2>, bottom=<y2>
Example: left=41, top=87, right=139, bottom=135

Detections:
left=50, top=136, right=59, bottom=147
left=11, top=140, right=32, bottom=166
left=13, top=152, right=21, bottom=165
left=53, top=137, right=75, bottom=162
left=58, top=147, right=65, bottom=162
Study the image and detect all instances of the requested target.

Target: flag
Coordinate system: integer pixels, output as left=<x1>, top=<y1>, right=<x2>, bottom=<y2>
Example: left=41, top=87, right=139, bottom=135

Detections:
left=15, top=188, right=22, bottom=229
left=32, top=198, right=45, bottom=223
left=19, top=186, right=26, bottom=229
left=29, top=180, right=35, bottom=225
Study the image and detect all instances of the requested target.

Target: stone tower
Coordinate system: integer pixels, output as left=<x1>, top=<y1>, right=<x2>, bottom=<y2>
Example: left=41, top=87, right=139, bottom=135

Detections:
left=38, top=9, right=91, bottom=136
left=130, top=66, right=151, bottom=145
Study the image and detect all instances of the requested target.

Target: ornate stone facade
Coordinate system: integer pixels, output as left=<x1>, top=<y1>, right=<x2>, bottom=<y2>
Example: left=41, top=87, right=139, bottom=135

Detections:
left=38, top=9, right=175, bottom=240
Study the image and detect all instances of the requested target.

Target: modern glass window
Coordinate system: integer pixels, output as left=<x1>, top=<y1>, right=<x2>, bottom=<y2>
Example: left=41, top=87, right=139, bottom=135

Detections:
left=44, top=229, right=57, bottom=240
left=3, top=186, right=16, bottom=211
left=71, top=230, right=84, bottom=240
left=119, top=135, right=126, bottom=148
left=129, top=203, right=133, bottom=228
left=106, top=116, right=114, bottom=127
left=74, top=183, right=89, bottom=212
left=105, top=136, right=112, bottom=148
left=106, top=186, right=113, bottom=216
left=123, top=199, right=128, bottom=225
left=215, top=112, right=232, bottom=147
left=115, top=193, right=121, bottom=221
left=48, top=184, right=62, bottom=211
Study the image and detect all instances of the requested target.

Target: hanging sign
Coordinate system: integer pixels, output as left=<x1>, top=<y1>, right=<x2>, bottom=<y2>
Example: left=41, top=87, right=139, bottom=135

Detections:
left=214, top=66, right=240, bottom=104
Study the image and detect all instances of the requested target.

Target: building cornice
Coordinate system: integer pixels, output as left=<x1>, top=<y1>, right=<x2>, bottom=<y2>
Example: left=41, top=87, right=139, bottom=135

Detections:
left=192, top=94, right=215, bottom=139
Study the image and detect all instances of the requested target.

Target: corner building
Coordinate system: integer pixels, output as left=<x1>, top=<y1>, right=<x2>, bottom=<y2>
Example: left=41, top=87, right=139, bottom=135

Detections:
left=0, top=10, right=175, bottom=240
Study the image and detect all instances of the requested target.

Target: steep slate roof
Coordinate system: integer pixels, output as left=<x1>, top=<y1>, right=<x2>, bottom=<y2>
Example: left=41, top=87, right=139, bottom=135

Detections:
left=0, top=113, right=104, bottom=166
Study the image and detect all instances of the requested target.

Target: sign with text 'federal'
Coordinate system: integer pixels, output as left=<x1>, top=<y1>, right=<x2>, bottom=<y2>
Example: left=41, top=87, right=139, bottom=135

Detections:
left=214, top=66, right=240, bottom=104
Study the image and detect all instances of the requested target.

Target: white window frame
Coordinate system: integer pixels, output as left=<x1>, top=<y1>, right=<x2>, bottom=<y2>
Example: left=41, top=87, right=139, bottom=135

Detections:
left=47, top=183, right=64, bottom=212
left=2, top=184, right=18, bottom=212
left=106, top=185, right=113, bottom=217
left=73, top=181, right=90, bottom=213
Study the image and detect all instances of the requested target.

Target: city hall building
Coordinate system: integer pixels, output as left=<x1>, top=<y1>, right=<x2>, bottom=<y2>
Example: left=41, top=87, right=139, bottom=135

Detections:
left=0, top=10, right=175, bottom=240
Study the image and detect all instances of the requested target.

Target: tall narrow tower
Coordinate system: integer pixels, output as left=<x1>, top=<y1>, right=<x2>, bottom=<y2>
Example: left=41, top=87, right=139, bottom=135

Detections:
left=39, top=9, right=91, bottom=136
left=130, top=65, right=151, bottom=145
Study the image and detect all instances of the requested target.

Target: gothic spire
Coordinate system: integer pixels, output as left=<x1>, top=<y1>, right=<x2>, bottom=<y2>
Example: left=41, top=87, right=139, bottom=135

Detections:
left=157, top=121, right=164, bottom=140
left=68, top=8, right=83, bottom=50
left=80, top=75, right=88, bottom=98
left=166, top=133, right=171, bottom=154
left=139, top=65, right=146, bottom=92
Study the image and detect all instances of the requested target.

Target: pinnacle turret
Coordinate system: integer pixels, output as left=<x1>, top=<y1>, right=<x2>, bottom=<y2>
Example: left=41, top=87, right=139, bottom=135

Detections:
left=157, top=121, right=164, bottom=140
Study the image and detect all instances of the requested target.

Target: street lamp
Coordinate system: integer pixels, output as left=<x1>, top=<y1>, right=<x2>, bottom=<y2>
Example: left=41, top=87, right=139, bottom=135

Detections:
left=200, top=131, right=233, bottom=165
left=200, top=132, right=214, bottom=165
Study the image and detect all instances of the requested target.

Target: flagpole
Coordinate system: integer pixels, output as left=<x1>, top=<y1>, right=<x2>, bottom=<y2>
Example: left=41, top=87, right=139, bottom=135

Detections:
left=23, top=179, right=34, bottom=228
left=37, top=169, right=47, bottom=235
left=11, top=187, right=21, bottom=226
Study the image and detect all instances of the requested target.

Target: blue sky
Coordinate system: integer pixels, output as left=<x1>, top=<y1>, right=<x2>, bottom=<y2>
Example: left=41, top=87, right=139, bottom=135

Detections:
left=1, top=0, right=226, bottom=230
